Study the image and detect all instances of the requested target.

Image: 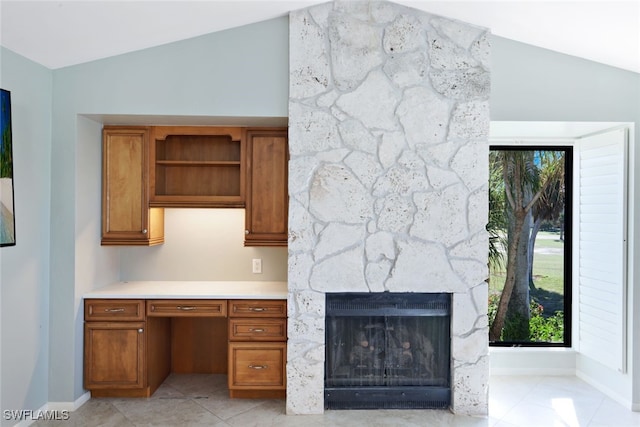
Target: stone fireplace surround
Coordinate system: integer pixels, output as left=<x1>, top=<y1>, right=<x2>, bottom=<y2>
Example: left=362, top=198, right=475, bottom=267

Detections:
left=287, top=0, right=490, bottom=416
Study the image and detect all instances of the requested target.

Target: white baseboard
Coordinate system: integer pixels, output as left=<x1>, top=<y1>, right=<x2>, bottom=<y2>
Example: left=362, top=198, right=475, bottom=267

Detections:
left=490, top=368, right=575, bottom=376
left=576, top=371, right=634, bottom=410
left=9, top=392, right=91, bottom=427
left=47, top=391, right=91, bottom=411
left=10, top=403, right=48, bottom=427
left=489, top=347, right=576, bottom=377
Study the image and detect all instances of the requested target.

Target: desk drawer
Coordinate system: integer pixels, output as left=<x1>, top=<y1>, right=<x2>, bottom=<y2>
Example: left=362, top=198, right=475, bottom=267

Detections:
left=228, top=300, right=286, bottom=318
left=229, top=318, right=286, bottom=341
left=85, top=299, right=145, bottom=321
left=228, top=342, right=286, bottom=389
left=147, top=300, right=226, bottom=317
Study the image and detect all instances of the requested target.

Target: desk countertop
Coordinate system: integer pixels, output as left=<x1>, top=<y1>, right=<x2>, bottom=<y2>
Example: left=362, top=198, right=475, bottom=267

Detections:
left=83, top=281, right=288, bottom=300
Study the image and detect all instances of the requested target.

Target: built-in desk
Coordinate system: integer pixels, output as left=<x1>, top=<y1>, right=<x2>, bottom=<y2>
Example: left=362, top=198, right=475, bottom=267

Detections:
left=83, top=281, right=287, bottom=399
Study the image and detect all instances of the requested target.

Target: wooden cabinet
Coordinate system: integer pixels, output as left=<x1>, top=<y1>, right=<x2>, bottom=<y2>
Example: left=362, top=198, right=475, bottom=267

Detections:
left=244, top=128, right=288, bottom=246
left=84, top=297, right=286, bottom=398
left=101, top=126, right=164, bottom=246
left=84, top=321, right=146, bottom=392
left=150, top=126, right=245, bottom=208
left=101, top=125, right=288, bottom=244
left=147, top=299, right=227, bottom=317
left=228, top=299, right=287, bottom=398
left=84, top=299, right=170, bottom=397
left=85, top=299, right=145, bottom=321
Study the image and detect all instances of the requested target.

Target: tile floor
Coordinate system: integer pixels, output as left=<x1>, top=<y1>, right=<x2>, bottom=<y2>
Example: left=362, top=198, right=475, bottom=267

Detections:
left=34, top=374, right=640, bottom=427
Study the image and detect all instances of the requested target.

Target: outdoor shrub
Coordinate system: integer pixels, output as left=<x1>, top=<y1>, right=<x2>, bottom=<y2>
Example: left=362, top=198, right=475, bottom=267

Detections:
left=488, top=294, right=564, bottom=342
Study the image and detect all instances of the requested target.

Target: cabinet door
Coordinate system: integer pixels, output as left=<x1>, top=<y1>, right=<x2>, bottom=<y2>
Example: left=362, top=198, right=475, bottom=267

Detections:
left=245, top=128, right=288, bottom=246
left=102, top=127, right=164, bottom=245
left=84, top=321, right=146, bottom=389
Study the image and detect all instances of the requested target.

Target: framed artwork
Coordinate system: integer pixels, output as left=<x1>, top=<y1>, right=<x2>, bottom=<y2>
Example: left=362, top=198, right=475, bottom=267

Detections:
left=0, top=88, right=15, bottom=247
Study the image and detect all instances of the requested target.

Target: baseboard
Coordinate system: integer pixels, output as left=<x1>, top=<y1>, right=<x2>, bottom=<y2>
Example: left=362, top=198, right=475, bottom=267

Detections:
left=576, top=371, right=634, bottom=410
left=47, top=391, right=91, bottom=411
left=489, top=347, right=576, bottom=377
left=10, top=403, right=48, bottom=427
left=9, top=392, right=91, bottom=427
left=490, top=368, right=575, bottom=376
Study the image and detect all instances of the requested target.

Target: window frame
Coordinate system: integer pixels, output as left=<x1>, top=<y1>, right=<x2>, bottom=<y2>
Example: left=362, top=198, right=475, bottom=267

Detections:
left=488, top=145, right=573, bottom=348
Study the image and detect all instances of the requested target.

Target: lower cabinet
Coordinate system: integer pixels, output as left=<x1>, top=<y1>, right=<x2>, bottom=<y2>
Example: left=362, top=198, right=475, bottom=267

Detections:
left=84, top=321, right=146, bottom=393
left=227, top=299, right=287, bottom=398
left=83, top=298, right=286, bottom=399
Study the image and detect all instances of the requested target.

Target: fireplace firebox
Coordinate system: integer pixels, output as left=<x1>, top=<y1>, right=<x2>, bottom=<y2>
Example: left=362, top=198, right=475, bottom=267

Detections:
left=325, top=292, right=451, bottom=410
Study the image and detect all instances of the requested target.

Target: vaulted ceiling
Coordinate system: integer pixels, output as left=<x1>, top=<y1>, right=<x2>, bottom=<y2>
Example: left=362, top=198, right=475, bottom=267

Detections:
left=0, top=1, right=638, bottom=73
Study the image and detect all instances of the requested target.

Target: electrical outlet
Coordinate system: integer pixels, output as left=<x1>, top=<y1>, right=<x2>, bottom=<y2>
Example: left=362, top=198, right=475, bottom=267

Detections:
left=252, top=258, right=262, bottom=274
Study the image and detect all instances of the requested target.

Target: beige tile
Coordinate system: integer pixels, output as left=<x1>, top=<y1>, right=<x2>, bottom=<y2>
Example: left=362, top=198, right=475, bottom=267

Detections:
left=112, top=397, right=226, bottom=426
left=37, top=375, right=640, bottom=427
left=33, top=400, right=133, bottom=427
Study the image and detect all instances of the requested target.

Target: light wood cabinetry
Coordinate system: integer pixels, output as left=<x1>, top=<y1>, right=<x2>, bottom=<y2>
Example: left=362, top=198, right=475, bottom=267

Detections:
left=150, top=126, right=245, bottom=208
left=84, top=298, right=286, bottom=399
left=228, top=299, right=287, bottom=398
left=147, top=299, right=227, bottom=317
left=101, top=126, right=164, bottom=246
left=83, top=299, right=171, bottom=397
left=244, top=128, right=289, bottom=246
left=84, top=321, right=146, bottom=391
left=102, top=125, right=289, bottom=244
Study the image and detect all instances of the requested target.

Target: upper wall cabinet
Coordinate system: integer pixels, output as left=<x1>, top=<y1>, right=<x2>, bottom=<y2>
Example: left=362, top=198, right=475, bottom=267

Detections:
left=244, top=128, right=288, bottom=246
left=102, top=126, right=164, bottom=246
left=150, top=126, right=246, bottom=208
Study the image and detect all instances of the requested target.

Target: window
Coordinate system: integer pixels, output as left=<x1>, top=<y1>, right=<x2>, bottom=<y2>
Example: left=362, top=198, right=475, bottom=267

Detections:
left=488, top=146, right=572, bottom=347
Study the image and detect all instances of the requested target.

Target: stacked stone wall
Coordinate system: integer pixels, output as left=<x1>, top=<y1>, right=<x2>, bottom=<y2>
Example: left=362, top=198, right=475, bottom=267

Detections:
left=287, top=0, right=490, bottom=415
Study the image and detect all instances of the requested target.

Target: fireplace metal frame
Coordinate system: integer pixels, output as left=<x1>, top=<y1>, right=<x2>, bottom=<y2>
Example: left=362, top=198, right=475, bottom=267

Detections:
left=325, top=292, right=451, bottom=410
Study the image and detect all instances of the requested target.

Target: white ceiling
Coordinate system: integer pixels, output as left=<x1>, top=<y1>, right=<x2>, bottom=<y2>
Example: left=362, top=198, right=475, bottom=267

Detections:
left=0, top=0, right=639, bottom=73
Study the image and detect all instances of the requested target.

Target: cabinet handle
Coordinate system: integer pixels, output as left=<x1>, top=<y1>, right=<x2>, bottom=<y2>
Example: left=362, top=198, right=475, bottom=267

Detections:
left=104, top=308, right=125, bottom=313
left=249, top=328, right=266, bottom=333
left=138, top=329, right=143, bottom=333
left=248, top=364, right=268, bottom=370
left=142, top=229, right=148, bottom=234
left=245, top=230, right=250, bottom=235
left=177, top=306, right=197, bottom=311
left=249, top=307, right=266, bottom=312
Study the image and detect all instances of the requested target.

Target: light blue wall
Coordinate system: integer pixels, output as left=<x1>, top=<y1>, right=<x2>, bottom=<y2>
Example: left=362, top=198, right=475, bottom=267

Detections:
left=491, top=35, right=640, bottom=408
left=0, top=47, right=53, bottom=426
left=2, top=12, right=640, bottom=412
left=49, top=16, right=289, bottom=402
left=491, top=36, right=640, bottom=123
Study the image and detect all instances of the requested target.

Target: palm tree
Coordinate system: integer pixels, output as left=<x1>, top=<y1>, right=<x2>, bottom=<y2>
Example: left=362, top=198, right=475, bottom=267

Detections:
left=489, top=150, right=564, bottom=341
left=527, top=152, right=565, bottom=289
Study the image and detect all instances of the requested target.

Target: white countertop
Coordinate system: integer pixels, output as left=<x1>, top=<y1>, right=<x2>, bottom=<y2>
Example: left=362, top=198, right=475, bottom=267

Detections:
left=83, top=281, right=288, bottom=300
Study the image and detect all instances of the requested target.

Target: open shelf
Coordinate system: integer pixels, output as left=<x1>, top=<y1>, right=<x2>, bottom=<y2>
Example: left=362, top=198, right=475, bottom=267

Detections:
left=150, top=128, right=245, bottom=207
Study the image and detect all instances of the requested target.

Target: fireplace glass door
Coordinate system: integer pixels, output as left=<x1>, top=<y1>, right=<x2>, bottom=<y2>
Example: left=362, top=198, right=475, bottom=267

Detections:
left=325, top=293, right=451, bottom=409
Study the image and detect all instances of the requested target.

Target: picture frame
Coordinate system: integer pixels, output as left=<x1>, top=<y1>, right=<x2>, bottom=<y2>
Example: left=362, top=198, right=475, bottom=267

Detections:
left=0, top=88, right=15, bottom=247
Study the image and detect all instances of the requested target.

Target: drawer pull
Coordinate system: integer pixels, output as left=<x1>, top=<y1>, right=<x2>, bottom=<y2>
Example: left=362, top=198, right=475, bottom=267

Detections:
left=177, top=306, right=197, bottom=311
left=104, top=308, right=125, bottom=313
left=248, top=364, right=268, bottom=370
left=249, top=307, right=266, bottom=312
left=249, top=328, right=266, bottom=333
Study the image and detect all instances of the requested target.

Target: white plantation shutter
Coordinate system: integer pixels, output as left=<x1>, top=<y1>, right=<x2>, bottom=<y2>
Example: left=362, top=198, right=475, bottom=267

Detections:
left=577, top=128, right=628, bottom=372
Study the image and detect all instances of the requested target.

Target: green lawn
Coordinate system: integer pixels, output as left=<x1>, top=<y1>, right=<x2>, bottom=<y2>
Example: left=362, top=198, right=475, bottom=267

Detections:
left=490, top=231, right=565, bottom=317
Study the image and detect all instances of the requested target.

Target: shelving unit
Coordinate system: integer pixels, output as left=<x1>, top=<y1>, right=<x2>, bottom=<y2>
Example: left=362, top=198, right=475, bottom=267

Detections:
left=150, top=126, right=245, bottom=208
